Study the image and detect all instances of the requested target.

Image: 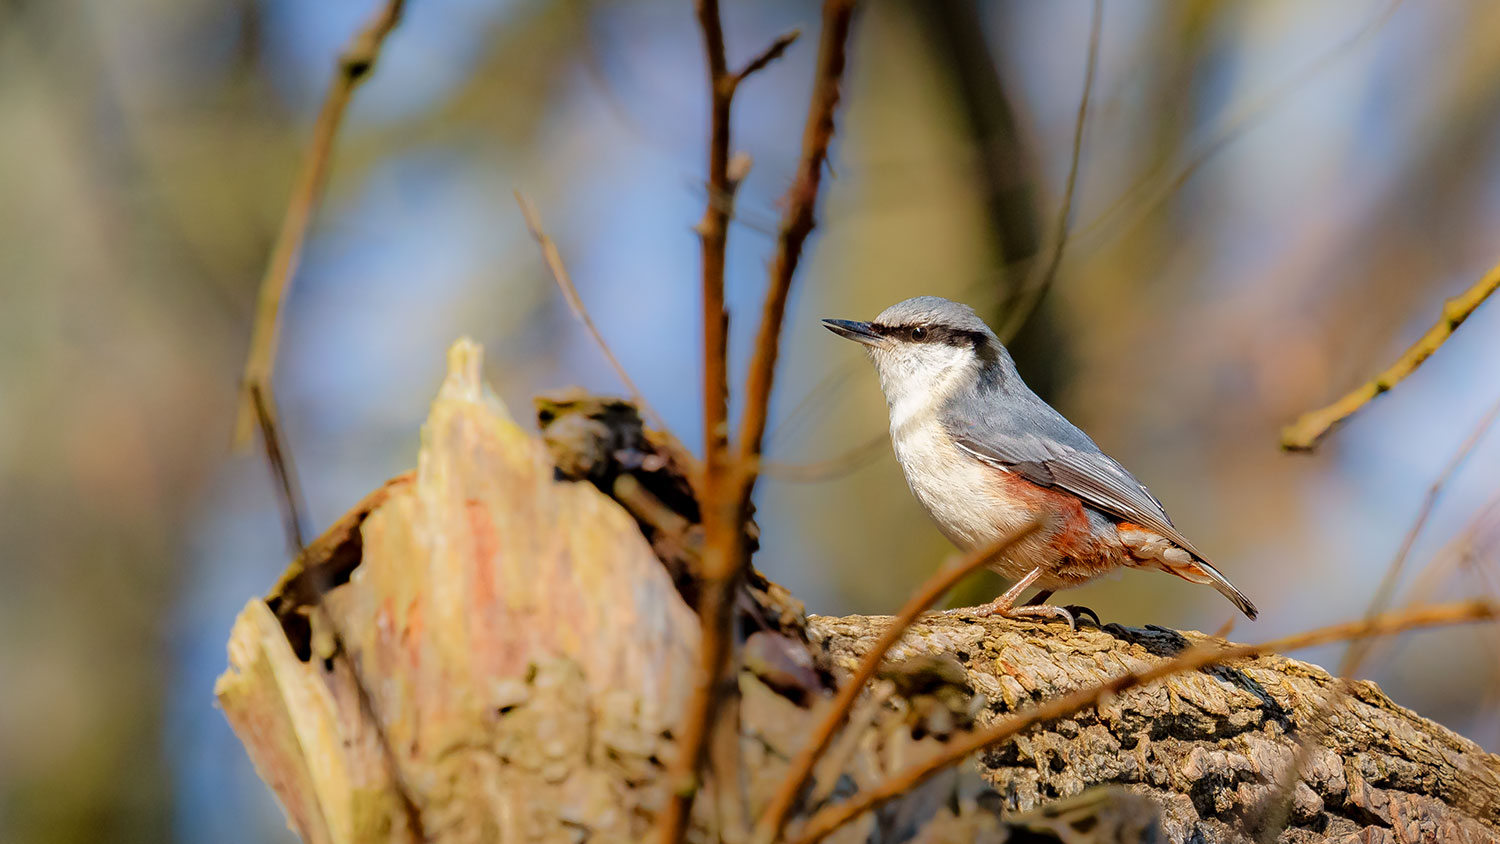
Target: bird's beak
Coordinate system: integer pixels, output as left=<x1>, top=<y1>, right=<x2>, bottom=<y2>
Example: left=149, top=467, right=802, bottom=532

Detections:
left=821, top=319, right=883, bottom=346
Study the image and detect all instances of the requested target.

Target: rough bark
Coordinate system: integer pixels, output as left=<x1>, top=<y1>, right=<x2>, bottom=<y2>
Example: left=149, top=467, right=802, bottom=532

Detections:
left=217, top=340, right=1500, bottom=844
left=815, top=616, right=1500, bottom=844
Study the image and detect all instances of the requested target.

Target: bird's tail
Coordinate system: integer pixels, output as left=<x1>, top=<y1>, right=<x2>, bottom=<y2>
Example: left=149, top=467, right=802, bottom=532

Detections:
left=1170, top=558, right=1258, bottom=620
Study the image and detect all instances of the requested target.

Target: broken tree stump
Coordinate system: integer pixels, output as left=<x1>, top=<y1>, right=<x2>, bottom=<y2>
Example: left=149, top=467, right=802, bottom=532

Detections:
left=217, top=340, right=1500, bottom=844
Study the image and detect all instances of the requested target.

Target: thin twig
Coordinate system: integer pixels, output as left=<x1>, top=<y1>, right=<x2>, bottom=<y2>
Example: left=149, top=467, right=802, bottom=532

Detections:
left=514, top=191, right=667, bottom=431
left=232, top=0, right=407, bottom=448
left=1252, top=391, right=1500, bottom=839
left=252, top=389, right=425, bottom=837
left=656, top=0, right=736, bottom=838
left=657, top=7, right=816, bottom=842
left=734, top=0, right=856, bottom=482
left=764, top=358, right=861, bottom=448
left=733, top=29, right=801, bottom=86
left=786, top=600, right=1498, bottom=844
left=1075, top=0, right=1403, bottom=252
left=1344, top=391, right=1500, bottom=674
left=761, top=431, right=888, bottom=483
left=752, top=516, right=1046, bottom=844
left=1404, top=491, right=1500, bottom=610
left=998, top=0, right=1102, bottom=343
left=1281, top=257, right=1500, bottom=451
left=769, top=1, right=1097, bottom=482
left=249, top=384, right=310, bottom=553
left=677, top=13, right=857, bottom=827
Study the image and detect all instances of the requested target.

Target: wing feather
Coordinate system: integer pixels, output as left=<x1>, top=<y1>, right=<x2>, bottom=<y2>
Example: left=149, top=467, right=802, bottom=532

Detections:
left=953, top=433, right=1209, bottom=561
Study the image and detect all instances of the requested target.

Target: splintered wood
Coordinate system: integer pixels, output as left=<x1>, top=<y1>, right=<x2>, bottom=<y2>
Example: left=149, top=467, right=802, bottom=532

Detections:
left=218, top=340, right=1500, bottom=844
left=217, top=339, right=700, bottom=843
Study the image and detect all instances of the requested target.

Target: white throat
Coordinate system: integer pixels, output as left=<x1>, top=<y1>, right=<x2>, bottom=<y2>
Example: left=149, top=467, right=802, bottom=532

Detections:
left=874, top=344, right=975, bottom=433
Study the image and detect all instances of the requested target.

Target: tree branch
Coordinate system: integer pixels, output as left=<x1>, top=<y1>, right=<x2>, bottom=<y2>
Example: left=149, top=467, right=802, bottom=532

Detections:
left=753, top=515, right=1047, bottom=843
left=1281, top=257, right=1500, bottom=451
left=732, top=29, right=801, bottom=87
left=514, top=191, right=668, bottom=433
left=233, top=0, right=407, bottom=448
left=1346, top=391, right=1500, bottom=674
left=221, top=371, right=1500, bottom=844
left=734, top=0, right=855, bottom=480
left=790, top=600, right=1499, bottom=844
left=665, top=8, right=858, bottom=839
left=660, top=7, right=826, bottom=843
left=248, top=383, right=309, bottom=553
left=1251, top=391, right=1500, bottom=840
left=997, top=0, right=1102, bottom=344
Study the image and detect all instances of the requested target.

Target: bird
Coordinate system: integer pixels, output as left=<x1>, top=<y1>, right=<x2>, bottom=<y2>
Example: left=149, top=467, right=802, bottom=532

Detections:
left=822, top=296, right=1257, bottom=626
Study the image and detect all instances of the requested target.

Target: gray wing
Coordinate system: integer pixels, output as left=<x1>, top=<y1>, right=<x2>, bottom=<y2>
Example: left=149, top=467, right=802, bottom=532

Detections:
left=944, top=411, right=1208, bottom=561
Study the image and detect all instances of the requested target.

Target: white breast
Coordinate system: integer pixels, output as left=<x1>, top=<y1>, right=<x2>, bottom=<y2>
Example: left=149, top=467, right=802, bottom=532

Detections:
left=890, top=415, right=1035, bottom=556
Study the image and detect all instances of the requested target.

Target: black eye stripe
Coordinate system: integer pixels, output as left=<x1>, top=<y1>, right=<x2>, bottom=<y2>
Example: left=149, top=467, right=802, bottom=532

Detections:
left=869, top=323, right=988, bottom=348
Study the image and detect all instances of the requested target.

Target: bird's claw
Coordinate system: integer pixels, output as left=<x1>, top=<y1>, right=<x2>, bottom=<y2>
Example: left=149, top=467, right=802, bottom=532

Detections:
left=955, top=602, right=1078, bottom=629
left=1005, top=604, right=1077, bottom=629
left=1060, top=604, right=1102, bottom=626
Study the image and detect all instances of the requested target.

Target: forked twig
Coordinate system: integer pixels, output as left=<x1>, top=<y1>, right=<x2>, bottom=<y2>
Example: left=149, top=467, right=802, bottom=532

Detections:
left=233, top=0, right=408, bottom=448
left=682, top=10, right=858, bottom=830
left=657, top=6, right=828, bottom=843
left=787, top=600, right=1498, bottom=844
left=734, top=29, right=802, bottom=86
left=1281, top=257, right=1500, bottom=451
left=734, top=0, right=856, bottom=475
left=514, top=191, right=667, bottom=432
left=752, top=516, right=1047, bottom=844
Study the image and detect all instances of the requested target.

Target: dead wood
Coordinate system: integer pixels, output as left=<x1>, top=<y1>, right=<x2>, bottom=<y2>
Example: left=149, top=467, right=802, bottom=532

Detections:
left=218, top=340, right=1500, bottom=844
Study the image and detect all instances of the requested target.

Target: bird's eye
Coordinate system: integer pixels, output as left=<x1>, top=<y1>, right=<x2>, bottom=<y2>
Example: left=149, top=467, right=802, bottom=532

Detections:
left=910, top=326, right=928, bottom=341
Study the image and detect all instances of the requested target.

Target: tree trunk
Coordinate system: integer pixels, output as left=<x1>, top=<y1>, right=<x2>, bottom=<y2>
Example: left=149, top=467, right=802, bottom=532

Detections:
left=217, top=340, right=1500, bottom=844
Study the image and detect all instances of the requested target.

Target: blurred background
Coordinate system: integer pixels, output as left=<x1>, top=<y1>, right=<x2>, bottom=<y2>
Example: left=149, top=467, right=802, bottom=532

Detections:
left=4, top=0, right=1500, bottom=841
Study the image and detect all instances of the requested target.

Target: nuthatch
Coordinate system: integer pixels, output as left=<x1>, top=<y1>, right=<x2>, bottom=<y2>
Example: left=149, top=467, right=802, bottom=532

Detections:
left=823, top=296, right=1257, bottom=626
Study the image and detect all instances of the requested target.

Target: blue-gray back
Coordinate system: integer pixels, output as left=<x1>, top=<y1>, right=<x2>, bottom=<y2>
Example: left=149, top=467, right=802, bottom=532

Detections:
left=938, top=347, right=1208, bottom=561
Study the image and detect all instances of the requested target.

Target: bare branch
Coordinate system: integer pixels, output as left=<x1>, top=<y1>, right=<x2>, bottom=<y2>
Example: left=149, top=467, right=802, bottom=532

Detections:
left=733, top=29, right=801, bottom=87
left=1254, top=394, right=1500, bottom=839
left=771, top=2, right=1098, bottom=481
left=753, top=516, right=1046, bottom=844
left=232, top=0, right=408, bottom=448
left=249, top=384, right=309, bottom=554
left=998, top=0, right=1102, bottom=343
left=735, top=0, right=856, bottom=478
left=1347, top=391, right=1500, bottom=672
left=656, top=3, right=758, bottom=841
left=659, top=6, right=857, bottom=843
left=514, top=191, right=668, bottom=433
left=788, top=600, right=1499, bottom=844
left=1076, top=0, right=1403, bottom=252
left=1281, top=257, right=1500, bottom=451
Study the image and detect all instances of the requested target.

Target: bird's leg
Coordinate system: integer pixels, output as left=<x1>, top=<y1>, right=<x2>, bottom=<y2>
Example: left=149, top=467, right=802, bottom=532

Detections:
left=967, top=568, right=1076, bottom=629
left=1024, top=588, right=1100, bottom=626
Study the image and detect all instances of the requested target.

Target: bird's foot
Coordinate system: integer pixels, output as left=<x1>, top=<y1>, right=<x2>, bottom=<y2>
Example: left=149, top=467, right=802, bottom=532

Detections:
left=1003, top=603, right=1077, bottom=629
left=962, top=601, right=1077, bottom=630
left=1023, top=591, right=1102, bottom=626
